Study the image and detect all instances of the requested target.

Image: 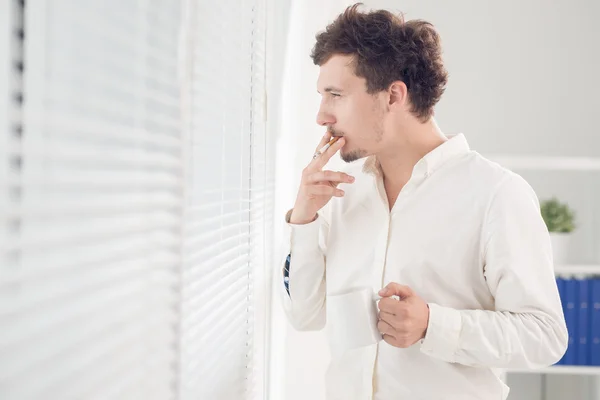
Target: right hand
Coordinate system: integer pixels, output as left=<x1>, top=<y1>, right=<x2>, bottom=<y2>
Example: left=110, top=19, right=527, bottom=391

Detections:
left=289, top=132, right=355, bottom=224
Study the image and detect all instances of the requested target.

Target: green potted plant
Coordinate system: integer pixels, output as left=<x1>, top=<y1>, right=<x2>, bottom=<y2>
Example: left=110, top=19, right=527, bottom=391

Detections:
left=540, top=197, right=576, bottom=266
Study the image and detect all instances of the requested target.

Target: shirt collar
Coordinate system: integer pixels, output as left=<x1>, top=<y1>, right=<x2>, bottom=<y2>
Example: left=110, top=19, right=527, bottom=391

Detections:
left=362, top=133, right=470, bottom=179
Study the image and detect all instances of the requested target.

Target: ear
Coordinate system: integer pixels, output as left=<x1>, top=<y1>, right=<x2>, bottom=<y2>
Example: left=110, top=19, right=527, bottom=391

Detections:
left=388, top=81, right=408, bottom=109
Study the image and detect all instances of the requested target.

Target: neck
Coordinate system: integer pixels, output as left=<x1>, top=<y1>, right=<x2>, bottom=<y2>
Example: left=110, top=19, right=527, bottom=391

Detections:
left=377, top=118, right=447, bottom=188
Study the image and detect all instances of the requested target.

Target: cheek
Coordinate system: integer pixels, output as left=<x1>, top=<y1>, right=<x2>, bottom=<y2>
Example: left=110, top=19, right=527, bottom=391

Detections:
left=335, top=101, right=371, bottom=139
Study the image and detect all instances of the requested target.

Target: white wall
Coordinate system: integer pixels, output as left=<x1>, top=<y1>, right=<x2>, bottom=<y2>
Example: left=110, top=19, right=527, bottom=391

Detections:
left=268, top=1, right=600, bottom=399
left=267, top=1, right=343, bottom=398
left=365, top=0, right=600, bottom=157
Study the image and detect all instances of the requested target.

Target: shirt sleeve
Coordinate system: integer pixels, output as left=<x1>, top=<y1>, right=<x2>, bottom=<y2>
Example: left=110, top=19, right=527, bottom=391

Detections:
left=420, top=173, right=569, bottom=369
left=279, top=208, right=329, bottom=331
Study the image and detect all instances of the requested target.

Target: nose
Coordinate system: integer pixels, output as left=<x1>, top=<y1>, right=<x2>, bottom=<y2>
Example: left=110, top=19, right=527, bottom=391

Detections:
left=316, top=108, right=335, bottom=127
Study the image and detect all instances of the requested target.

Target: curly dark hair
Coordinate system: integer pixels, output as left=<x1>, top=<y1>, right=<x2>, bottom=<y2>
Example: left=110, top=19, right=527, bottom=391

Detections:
left=311, top=3, right=448, bottom=122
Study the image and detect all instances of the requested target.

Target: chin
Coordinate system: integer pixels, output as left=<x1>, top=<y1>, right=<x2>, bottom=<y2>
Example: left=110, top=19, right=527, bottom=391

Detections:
left=341, top=148, right=367, bottom=163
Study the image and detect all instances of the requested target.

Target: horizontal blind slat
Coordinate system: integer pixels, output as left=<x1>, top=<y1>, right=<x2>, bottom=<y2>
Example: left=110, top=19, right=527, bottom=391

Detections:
left=183, top=269, right=250, bottom=327
left=0, top=259, right=178, bottom=318
left=21, top=169, right=182, bottom=189
left=3, top=235, right=179, bottom=277
left=185, top=230, right=250, bottom=260
left=21, top=142, right=182, bottom=170
left=185, top=249, right=250, bottom=289
left=25, top=111, right=182, bottom=149
left=181, top=298, right=249, bottom=371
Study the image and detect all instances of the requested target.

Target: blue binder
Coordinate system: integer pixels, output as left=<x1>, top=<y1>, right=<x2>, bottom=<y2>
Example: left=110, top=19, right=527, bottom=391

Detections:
left=562, top=278, right=578, bottom=365
left=555, top=277, right=565, bottom=365
left=577, top=278, right=590, bottom=365
left=590, top=279, right=600, bottom=366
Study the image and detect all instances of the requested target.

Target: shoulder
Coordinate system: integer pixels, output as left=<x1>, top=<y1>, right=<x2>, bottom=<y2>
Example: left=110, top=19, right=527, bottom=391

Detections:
left=475, top=153, right=537, bottom=202
left=464, top=155, right=541, bottom=223
left=460, top=151, right=537, bottom=199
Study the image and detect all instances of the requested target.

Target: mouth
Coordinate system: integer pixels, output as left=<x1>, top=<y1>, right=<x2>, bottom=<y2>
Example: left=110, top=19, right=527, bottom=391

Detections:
left=328, top=127, right=343, bottom=137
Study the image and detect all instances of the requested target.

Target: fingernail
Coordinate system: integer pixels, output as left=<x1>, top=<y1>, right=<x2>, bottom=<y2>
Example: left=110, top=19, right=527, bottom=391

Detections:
left=348, top=176, right=355, bottom=182
left=379, top=289, right=388, bottom=296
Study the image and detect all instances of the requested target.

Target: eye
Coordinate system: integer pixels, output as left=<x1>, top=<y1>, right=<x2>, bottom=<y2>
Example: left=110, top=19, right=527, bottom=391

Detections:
left=331, top=93, right=341, bottom=98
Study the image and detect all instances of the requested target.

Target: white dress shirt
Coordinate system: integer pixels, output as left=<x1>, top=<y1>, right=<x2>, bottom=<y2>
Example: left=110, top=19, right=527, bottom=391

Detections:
left=280, top=134, right=568, bottom=400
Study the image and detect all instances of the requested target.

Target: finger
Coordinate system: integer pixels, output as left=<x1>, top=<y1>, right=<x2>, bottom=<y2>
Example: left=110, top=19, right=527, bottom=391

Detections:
left=378, top=310, right=396, bottom=324
left=379, top=282, right=414, bottom=299
left=306, top=170, right=355, bottom=185
left=377, top=319, right=396, bottom=337
left=307, top=184, right=345, bottom=197
left=313, top=136, right=345, bottom=168
left=314, top=131, right=333, bottom=153
left=377, top=297, right=400, bottom=315
left=382, top=333, right=397, bottom=347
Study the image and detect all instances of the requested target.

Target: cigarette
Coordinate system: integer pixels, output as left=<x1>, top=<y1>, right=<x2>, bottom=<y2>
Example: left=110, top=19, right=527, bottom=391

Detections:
left=313, top=136, right=340, bottom=159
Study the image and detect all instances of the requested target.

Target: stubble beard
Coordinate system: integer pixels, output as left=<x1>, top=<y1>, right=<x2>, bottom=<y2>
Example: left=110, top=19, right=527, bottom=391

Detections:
left=339, top=123, right=384, bottom=163
left=341, top=149, right=366, bottom=163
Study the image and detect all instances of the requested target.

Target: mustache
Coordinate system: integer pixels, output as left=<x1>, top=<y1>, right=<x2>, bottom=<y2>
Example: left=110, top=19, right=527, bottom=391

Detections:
left=327, top=127, right=344, bottom=137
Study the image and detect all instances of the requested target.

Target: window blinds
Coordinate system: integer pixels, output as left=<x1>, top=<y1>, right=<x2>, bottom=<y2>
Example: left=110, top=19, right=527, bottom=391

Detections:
left=0, top=1, right=12, bottom=277
left=1, top=0, right=27, bottom=395
left=0, top=1, right=18, bottom=301
left=0, top=1, right=272, bottom=399
left=1, top=1, right=184, bottom=399
left=178, top=0, right=271, bottom=399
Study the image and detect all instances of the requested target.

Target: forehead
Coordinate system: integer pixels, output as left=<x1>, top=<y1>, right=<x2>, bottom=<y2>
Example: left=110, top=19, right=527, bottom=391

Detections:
left=316, top=54, right=362, bottom=91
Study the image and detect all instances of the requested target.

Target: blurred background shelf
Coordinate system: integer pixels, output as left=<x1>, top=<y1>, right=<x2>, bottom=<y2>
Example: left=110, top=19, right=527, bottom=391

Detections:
left=554, top=265, right=600, bottom=275
left=508, top=366, right=600, bottom=376
left=487, top=155, right=600, bottom=171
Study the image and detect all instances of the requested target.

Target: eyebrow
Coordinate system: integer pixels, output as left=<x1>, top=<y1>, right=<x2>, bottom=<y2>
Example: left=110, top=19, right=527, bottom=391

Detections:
left=317, top=86, right=344, bottom=94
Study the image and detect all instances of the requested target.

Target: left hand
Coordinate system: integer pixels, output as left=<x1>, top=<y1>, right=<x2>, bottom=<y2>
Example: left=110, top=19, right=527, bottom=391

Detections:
left=377, top=282, right=430, bottom=348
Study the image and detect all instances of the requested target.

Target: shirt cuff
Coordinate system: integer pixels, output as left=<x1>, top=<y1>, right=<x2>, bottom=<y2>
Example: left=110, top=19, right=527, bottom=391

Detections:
left=420, top=303, right=462, bottom=362
left=284, top=209, right=323, bottom=254
left=283, top=254, right=291, bottom=296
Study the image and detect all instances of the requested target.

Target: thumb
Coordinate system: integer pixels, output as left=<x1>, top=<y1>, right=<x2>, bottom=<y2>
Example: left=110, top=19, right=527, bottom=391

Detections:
left=379, top=282, right=414, bottom=299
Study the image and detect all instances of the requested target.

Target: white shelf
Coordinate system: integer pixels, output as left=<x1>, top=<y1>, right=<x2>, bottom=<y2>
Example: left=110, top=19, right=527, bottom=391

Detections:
left=487, top=155, right=600, bottom=171
left=554, top=264, right=600, bottom=274
left=508, top=366, right=600, bottom=376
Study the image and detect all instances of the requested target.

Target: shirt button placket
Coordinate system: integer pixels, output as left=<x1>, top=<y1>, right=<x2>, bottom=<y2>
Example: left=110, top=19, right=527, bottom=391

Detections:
left=369, top=211, right=392, bottom=398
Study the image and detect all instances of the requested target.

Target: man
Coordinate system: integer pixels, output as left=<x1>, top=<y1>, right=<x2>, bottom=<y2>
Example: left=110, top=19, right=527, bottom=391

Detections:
left=280, top=4, right=567, bottom=400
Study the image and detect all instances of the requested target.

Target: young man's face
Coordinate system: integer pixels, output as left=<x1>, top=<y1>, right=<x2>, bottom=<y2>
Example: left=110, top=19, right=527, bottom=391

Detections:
left=316, top=54, right=389, bottom=163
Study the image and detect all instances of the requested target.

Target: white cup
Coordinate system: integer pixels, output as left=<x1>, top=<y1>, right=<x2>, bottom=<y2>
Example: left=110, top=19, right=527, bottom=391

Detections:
left=326, top=286, right=383, bottom=357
